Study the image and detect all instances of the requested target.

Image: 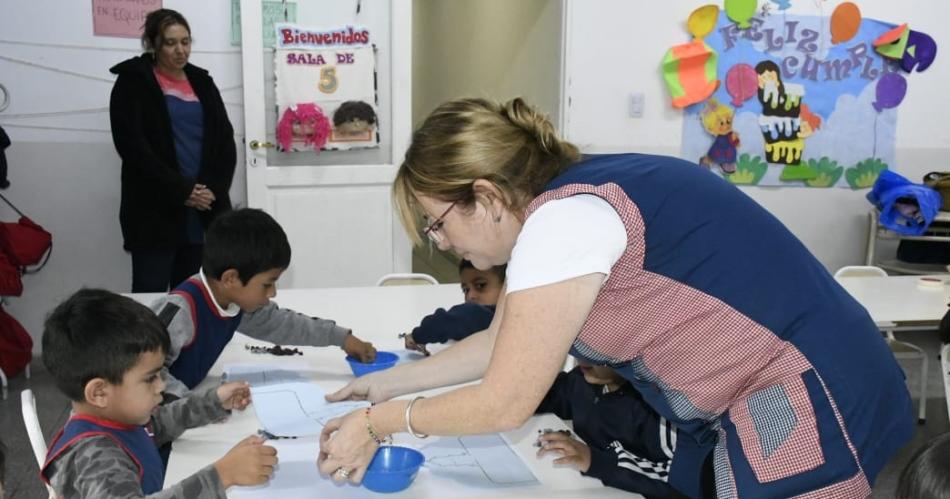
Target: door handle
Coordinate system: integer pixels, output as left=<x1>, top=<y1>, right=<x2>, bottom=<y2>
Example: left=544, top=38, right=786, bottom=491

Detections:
left=249, top=140, right=275, bottom=150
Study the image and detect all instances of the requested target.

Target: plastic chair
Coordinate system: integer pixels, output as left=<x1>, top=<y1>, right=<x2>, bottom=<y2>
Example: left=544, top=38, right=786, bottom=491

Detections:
left=375, top=273, right=439, bottom=286
left=21, top=389, right=57, bottom=498
left=835, top=266, right=929, bottom=423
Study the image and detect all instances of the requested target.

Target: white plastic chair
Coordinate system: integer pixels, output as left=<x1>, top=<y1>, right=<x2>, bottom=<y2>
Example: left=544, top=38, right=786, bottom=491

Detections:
left=21, top=389, right=57, bottom=498
left=375, top=273, right=439, bottom=286
left=941, top=343, right=950, bottom=425
left=835, top=266, right=929, bottom=423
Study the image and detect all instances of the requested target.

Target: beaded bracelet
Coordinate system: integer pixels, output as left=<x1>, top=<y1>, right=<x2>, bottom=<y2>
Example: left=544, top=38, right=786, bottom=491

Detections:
left=364, top=407, right=389, bottom=445
left=405, top=396, right=429, bottom=439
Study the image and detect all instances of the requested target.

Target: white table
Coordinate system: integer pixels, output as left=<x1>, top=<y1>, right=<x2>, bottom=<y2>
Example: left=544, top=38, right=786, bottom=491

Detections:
left=130, top=285, right=636, bottom=499
left=835, top=275, right=950, bottom=423
left=835, top=275, right=949, bottom=327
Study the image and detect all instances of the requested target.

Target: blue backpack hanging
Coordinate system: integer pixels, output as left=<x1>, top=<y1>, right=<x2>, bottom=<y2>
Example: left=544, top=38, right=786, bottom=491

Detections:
left=867, top=169, right=942, bottom=235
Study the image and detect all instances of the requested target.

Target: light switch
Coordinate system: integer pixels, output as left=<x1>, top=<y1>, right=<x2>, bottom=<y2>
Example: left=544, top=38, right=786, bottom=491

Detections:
left=630, top=93, right=645, bottom=118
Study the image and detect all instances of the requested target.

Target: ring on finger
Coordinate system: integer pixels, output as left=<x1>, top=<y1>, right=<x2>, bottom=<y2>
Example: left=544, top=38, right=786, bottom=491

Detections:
left=336, top=467, right=351, bottom=478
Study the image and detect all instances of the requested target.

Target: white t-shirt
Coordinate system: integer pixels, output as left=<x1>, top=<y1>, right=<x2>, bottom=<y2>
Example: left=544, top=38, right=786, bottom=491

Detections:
left=506, top=194, right=628, bottom=294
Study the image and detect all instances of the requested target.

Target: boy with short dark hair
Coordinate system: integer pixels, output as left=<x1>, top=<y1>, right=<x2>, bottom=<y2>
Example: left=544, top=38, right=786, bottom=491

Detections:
left=535, top=360, right=715, bottom=499
left=153, top=208, right=376, bottom=396
left=41, top=289, right=277, bottom=498
left=403, top=259, right=505, bottom=356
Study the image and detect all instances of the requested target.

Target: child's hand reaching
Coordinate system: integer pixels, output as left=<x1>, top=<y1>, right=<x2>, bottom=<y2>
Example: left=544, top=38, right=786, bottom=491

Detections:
left=343, top=332, right=377, bottom=362
left=403, top=333, right=430, bottom=356
left=214, top=435, right=278, bottom=488
left=217, top=381, right=252, bottom=411
left=536, top=430, right=592, bottom=473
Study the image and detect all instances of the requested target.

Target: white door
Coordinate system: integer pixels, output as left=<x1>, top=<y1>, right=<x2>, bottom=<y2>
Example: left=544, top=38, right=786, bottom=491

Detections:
left=240, top=0, right=411, bottom=288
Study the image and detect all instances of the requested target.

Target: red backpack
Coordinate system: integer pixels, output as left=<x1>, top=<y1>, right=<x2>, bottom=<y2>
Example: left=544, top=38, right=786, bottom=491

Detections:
left=0, top=304, right=32, bottom=378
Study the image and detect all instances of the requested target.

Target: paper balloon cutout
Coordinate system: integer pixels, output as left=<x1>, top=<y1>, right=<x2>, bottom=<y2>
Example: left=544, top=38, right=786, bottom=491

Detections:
left=662, top=40, right=720, bottom=108
left=874, top=23, right=910, bottom=60
left=830, top=2, right=861, bottom=44
left=725, top=63, right=757, bottom=107
left=725, top=0, right=757, bottom=29
left=688, top=5, right=720, bottom=39
left=770, top=0, right=791, bottom=11
left=902, top=30, right=937, bottom=72
left=872, top=72, right=907, bottom=112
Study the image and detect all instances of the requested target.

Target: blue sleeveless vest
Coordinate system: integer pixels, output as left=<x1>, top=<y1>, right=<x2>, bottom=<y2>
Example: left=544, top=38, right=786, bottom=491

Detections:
left=42, top=415, right=163, bottom=494
left=167, top=277, right=243, bottom=389
left=528, top=154, right=913, bottom=497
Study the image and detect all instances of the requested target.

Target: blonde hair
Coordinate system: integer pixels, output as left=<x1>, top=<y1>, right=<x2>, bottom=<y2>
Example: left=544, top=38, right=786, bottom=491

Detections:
left=393, top=97, right=580, bottom=245
left=700, top=98, right=734, bottom=134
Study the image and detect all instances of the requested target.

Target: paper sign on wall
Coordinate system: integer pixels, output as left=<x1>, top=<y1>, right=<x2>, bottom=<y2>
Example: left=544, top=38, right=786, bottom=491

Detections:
left=273, top=23, right=379, bottom=152
left=93, top=0, right=162, bottom=38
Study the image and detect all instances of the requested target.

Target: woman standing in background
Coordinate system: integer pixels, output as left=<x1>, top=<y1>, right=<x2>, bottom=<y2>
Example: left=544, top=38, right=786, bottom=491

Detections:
left=109, top=8, right=236, bottom=292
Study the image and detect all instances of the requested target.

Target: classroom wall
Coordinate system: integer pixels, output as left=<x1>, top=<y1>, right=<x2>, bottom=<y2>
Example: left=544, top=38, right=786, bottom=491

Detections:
left=0, top=0, right=245, bottom=351
left=562, top=0, right=950, bottom=273
left=412, top=0, right=563, bottom=124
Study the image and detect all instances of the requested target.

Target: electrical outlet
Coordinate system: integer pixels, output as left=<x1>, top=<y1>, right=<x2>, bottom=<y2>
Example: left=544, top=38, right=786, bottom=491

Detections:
left=630, top=93, right=645, bottom=118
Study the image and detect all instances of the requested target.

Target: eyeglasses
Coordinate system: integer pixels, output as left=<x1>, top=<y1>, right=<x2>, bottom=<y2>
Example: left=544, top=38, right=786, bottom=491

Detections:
left=422, top=201, right=457, bottom=245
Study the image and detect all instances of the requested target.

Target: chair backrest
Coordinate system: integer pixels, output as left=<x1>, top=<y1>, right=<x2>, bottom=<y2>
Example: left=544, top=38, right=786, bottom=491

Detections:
left=21, top=389, right=48, bottom=468
left=21, top=389, right=57, bottom=498
left=375, top=273, right=439, bottom=286
left=834, top=265, right=888, bottom=278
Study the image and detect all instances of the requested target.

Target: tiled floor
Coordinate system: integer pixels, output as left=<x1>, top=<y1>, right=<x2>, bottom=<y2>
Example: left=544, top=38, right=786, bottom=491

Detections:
left=2, top=331, right=947, bottom=498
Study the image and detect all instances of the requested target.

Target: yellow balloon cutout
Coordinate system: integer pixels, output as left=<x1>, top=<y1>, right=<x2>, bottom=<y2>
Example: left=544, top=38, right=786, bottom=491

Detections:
left=725, top=0, right=757, bottom=29
left=830, top=2, right=861, bottom=44
left=688, top=5, right=720, bottom=39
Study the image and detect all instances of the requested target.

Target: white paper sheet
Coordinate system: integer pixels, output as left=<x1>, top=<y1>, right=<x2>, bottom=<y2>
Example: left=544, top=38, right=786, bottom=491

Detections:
left=230, top=434, right=538, bottom=498
left=250, top=381, right=370, bottom=437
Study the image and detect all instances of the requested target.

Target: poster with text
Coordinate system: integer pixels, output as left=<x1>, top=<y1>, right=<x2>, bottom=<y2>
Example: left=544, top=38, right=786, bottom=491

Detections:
left=273, top=23, right=378, bottom=152
left=680, top=10, right=906, bottom=188
left=93, top=0, right=162, bottom=38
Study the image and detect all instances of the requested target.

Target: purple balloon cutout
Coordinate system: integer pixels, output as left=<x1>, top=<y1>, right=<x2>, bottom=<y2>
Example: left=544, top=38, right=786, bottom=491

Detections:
left=726, top=63, right=758, bottom=107
left=873, top=72, right=907, bottom=112
left=901, top=30, right=937, bottom=73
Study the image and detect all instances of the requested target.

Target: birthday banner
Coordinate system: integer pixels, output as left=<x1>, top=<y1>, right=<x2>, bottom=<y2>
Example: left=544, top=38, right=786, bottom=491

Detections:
left=669, top=2, right=935, bottom=188
left=273, top=23, right=379, bottom=152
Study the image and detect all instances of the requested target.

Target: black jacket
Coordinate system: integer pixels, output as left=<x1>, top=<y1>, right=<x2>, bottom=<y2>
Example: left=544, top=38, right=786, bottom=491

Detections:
left=109, top=54, right=236, bottom=250
left=536, top=368, right=679, bottom=499
left=410, top=302, right=495, bottom=344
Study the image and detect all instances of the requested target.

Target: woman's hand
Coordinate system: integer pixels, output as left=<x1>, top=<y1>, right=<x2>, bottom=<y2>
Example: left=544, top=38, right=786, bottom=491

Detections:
left=317, top=409, right=380, bottom=484
left=185, top=184, right=216, bottom=211
left=325, top=371, right=392, bottom=403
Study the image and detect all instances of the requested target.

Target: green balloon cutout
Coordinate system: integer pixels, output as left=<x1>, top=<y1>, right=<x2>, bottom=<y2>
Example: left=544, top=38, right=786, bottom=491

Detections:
left=725, top=0, right=757, bottom=29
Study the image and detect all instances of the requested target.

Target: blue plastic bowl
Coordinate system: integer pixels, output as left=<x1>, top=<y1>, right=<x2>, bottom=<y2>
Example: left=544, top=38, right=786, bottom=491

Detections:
left=362, top=446, right=425, bottom=493
left=346, top=351, right=398, bottom=377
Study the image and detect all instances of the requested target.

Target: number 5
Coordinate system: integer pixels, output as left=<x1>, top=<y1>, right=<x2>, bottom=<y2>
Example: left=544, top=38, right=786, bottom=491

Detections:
left=319, top=67, right=338, bottom=93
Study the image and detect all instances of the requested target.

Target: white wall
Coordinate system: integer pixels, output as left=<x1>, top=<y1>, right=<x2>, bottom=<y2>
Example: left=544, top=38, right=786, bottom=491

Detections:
left=0, top=0, right=246, bottom=351
left=562, top=0, right=950, bottom=272
left=413, top=0, right=563, bottom=125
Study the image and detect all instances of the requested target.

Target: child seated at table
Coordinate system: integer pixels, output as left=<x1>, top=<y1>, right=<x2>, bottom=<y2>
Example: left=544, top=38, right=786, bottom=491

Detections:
left=535, top=360, right=715, bottom=499
left=403, top=259, right=505, bottom=356
left=152, top=208, right=377, bottom=396
left=897, top=430, right=950, bottom=498
left=41, top=289, right=278, bottom=498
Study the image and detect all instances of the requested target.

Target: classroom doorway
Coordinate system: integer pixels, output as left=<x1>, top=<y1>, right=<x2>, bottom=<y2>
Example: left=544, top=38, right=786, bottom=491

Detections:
left=410, top=0, right=565, bottom=283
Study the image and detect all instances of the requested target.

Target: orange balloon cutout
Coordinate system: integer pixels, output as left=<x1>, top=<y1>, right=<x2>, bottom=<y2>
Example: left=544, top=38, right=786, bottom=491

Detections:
left=688, top=5, right=720, bottom=39
left=831, top=2, right=861, bottom=44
